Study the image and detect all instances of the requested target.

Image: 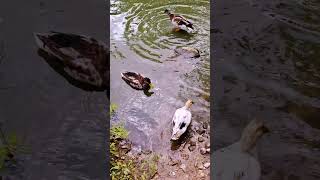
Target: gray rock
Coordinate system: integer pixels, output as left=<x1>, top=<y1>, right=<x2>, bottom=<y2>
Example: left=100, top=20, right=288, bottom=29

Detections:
left=180, top=164, right=186, bottom=172
left=169, top=171, right=176, bottom=177
left=198, top=136, right=205, bottom=142
left=202, top=122, right=208, bottom=129
left=200, top=148, right=207, bottom=155
left=204, top=162, right=210, bottom=169
left=188, top=145, right=196, bottom=152
left=196, top=128, right=205, bottom=135
left=189, top=138, right=197, bottom=146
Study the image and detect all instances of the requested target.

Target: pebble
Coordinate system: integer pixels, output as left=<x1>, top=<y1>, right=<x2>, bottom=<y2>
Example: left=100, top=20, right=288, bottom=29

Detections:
left=181, top=153, right=189, bottom=160
left=196, top=128, right=206, bottom=135
left=206, top=148, right=210, bottom=153
left=189, top=138, right=197, bottom=146
left=188, top=145, right=196, bottom=152
left=200, top=148, right=207, bottom=155
left=205, top=142, right=210, bottom=149
left=195, top=162, right=204, bottom=170
left=169, top=159, right=180, bottom=166
left=142, top=149, right=152, bottom=155
left=169, top=171, right=176, bottom=177
left=202, top=122, right=208, bottom=129
left=204, top=162, right=210, bottom=169
left=198, top=136, right=205, bottom=142
left=180, top=164, right=186, bottom=172
left=199, top=171, right=205, bottom=177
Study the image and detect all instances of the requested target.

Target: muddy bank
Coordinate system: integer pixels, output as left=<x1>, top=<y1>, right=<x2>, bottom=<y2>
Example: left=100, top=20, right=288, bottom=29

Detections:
left=110, top=122, right=210, bottom=180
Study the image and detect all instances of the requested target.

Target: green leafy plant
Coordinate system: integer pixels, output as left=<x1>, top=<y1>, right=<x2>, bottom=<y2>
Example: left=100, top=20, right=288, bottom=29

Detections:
left=110, top=103, right=118, bottom=115
left=110, top=123, right=129, bottom=140
left=110, top=123, right=159, bottom=180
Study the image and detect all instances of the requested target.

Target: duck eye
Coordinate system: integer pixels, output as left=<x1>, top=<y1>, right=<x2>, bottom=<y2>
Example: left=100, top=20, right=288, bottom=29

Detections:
left=180, top=122, right=186, bottom=129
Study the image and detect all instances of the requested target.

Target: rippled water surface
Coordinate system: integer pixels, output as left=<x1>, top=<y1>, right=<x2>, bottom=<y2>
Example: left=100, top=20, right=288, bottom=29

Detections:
left=110, top=0, right=210, bottom=153
left=213, top=0, right=320, bottom=179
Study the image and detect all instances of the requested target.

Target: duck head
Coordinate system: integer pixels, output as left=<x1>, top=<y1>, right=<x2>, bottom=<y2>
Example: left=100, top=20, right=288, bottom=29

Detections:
left=142, top=77, right=151, bottom=91
left=164, top=9, right=174, bottom=19
left=239, top=119, right=270, bottom=152
left=171, top=100, right=194, bottom=141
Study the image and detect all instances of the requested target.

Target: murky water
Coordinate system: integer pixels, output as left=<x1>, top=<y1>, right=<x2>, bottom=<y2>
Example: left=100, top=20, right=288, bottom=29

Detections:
left=0, top=0, right=107, bottom=179
left=213, top=0, right=320, bottom=179
left=110, top=0, right=210, bottom=154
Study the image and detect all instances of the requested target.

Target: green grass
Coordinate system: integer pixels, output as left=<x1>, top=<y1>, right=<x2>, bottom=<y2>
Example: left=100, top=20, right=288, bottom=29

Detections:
left=110, top=103, right=119, bottom=116
left=110, top=123, right=159, bottom=180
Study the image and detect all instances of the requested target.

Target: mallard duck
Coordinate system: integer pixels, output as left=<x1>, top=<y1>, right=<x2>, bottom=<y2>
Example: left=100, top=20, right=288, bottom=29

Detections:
left=34, top=31, right=108, bottom=90
left=212, top=119, right=269, bottom=180
left=121, top=71, right=151, bottom=92
left=164, top=9, right=194, bottom=33
left=171, top=100, right=194, bottom=141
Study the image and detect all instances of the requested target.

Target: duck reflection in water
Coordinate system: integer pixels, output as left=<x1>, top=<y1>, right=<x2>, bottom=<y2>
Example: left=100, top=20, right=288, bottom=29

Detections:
left=34, top=31, right=109, bottom=98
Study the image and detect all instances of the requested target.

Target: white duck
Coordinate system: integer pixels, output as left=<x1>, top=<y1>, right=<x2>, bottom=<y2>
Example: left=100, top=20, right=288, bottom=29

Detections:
left=212, top=119, right=269, bottom=180
left=171, top=100, right=193, bottom=141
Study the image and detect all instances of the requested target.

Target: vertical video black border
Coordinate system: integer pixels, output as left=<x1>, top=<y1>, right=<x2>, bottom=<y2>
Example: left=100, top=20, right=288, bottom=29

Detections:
left=210, top=0, right=215, bottom=177
left=106, top=1, right=110, bottom=179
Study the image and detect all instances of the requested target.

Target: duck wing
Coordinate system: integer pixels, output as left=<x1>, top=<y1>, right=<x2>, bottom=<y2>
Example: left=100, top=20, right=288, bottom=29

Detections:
left=175, top=108, right=192, bottom=125
left=174, top=15, right=194, bottom=29
left=121, top=72, right=144, bottom=90
left=34, top=32, right=108, bottom=87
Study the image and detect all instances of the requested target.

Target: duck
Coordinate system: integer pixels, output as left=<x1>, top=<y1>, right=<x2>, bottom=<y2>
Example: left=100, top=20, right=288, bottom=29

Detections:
left=212, top=119, right=270, bottom=180
left=121, top=71, right=152, bottom=92
left=164, top=9, right=194, bottom=33
left=171, top=100, right=194, bottom=141
left=34, top=31, right=109, bottom=90
left=173, top=46, right=200, bottom=58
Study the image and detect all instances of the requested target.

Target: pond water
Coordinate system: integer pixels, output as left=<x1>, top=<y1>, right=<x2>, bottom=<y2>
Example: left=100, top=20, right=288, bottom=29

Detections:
left=110, top=0, right=210, bottom=154
left=213, top=0, right=320, bottom=179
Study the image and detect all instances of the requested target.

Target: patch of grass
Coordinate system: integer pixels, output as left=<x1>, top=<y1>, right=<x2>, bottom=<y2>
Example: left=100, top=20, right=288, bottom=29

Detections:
left=110, top=123, right=129, bottom=140
left=110, top=103, right=118, bottom=116
left=0, top=133, right=19, bottom=169
left=110, top=123, right=159, bottom=180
